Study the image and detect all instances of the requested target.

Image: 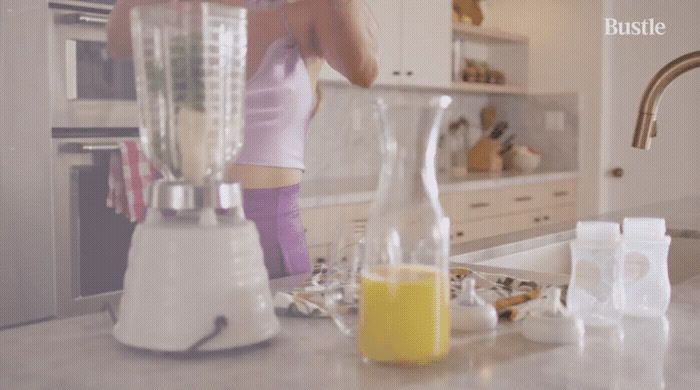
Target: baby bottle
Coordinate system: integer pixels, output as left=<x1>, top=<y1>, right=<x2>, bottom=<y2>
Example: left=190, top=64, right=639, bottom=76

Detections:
left=567, top=222, right=625, bottom=327
left=622, top=218, right=672, bottom=317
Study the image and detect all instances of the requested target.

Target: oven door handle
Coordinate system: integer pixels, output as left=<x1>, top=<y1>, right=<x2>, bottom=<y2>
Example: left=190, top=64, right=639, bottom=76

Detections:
left=59, top=142, right=122, bottom=153
left=56, top=13, right=110, bottom=26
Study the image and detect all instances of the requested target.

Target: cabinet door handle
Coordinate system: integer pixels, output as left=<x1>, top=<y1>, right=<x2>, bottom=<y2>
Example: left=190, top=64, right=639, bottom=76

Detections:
left=515, top=196, right=533, bottom=202
left=392, top=70, right=401, bottom=76
left=611, top=167, right=625, bottom=178
left=456, top=231, right=464, bottom=237
left=470, top=202, right=490, bottom=209
left=406, top=71, right=414, bottom=76
left=534, top=217, right=541, bottom=223
left=543, top=215, right=550, bottom=221
left=553, top=191, right=569, bottom=197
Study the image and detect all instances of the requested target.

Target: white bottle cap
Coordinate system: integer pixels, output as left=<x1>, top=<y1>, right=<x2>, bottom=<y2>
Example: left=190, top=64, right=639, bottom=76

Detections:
left=623, top=218, right=667, bottom=241
left=576, top=221, right=621, bottom=242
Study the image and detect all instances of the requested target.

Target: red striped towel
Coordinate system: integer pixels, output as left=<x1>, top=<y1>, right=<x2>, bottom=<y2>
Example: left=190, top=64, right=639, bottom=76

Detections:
left=107, top=140, right=160, bottom=222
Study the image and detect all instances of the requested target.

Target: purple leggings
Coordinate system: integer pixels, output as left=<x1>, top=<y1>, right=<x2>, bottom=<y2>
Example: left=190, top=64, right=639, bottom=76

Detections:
left=242, top=183, right=311, bottom=279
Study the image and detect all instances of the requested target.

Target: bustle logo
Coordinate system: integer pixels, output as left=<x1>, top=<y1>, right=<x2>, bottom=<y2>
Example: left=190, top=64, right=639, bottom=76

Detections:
left=605, top=18, right=666, bottom=36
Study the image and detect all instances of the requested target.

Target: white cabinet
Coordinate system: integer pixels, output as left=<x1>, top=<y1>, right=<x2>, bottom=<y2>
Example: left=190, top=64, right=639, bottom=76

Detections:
left=0, top=0, right=55, bottom=328
left=445, top=179, right=578, bottom=244
left=302, top=179, right=578, bottom=252
left=400, top=0, right=452, bottom=87
left=319, top=0, right=452, bottom=88
left=301, top=202, right=370, bottom=266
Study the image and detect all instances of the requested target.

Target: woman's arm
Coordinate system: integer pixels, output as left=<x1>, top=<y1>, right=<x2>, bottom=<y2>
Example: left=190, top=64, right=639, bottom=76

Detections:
left=107, top=0, right=169, bottom=58
left=311, top=0, right=378, bottom=88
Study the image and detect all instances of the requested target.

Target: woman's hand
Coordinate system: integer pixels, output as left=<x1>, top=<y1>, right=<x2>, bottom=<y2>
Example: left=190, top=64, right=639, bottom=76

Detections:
left=311, top=0, right=378, bottom=88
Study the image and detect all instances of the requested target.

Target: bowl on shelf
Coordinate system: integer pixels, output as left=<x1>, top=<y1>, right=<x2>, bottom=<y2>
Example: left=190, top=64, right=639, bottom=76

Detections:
left=503, top=145, right=541, bottom=172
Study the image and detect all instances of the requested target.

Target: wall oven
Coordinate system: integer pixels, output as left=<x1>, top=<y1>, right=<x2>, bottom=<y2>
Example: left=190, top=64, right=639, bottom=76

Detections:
left=49, top=0, right=137, bottom=129
left=49, top=1, right=139, bottom=316
left=53, top=129, right=138, bottom=317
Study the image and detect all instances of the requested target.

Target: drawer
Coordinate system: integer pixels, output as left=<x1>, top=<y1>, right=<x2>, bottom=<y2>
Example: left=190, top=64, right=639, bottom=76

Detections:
left=535, top=179, right=577, bottom=206
left=454, top=205, right=578, bottom=243
left=540, top=205, right=577, bottom=225
left=445, top=179, right=577, bottom=223
left=449, top=222, right=471, bottom=244
left=301, top=206, right=338, bottom=246
left=301, top=203, right=370, bottom=247
left=443, top=189, right=506, bottom=222
left=308, top=244, right=330, bottom=267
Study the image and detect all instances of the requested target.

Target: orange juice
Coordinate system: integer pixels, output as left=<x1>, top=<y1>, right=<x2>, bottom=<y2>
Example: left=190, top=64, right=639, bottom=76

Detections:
left=359, top=264, right=450, bottom=364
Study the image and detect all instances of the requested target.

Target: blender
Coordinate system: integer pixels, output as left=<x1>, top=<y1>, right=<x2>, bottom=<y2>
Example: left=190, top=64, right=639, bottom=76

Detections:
left=112, top=2, right=279, bottom=352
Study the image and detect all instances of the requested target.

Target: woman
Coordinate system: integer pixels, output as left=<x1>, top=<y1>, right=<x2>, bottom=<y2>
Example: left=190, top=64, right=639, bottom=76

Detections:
left=108, top=0, right=378, bottom=278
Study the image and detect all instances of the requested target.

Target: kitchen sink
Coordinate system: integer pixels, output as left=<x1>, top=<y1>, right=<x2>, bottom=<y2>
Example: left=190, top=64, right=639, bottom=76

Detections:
left=452, top=229, right=700, bottom=286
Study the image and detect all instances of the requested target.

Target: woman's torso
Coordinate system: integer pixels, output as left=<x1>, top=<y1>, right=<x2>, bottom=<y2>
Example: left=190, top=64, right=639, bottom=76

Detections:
left=229, top=5, right=321, bottom=189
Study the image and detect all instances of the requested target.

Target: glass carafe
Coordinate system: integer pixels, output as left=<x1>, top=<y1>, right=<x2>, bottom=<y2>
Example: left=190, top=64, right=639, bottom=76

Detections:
left=359, top=96, right=453, bottom=364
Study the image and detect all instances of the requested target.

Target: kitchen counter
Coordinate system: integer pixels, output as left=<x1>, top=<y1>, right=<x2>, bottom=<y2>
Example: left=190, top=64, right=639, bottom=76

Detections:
left=2, top=196, right=698, bottom=390
left=299, top=170, right=578, bottom=208
left=1, top=275, right=698, bottom=389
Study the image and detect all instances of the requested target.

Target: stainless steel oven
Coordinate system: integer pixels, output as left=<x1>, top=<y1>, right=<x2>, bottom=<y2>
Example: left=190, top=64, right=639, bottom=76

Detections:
left=49, top=0, right=138, bottom=129
left=52, top=128, right=139, bottom=317
left=49, top=1, right=140, bottom=316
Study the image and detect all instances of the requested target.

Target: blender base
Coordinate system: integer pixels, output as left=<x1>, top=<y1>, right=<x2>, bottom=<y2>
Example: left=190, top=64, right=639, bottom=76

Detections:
left=113, top=210, right=280, bottom=352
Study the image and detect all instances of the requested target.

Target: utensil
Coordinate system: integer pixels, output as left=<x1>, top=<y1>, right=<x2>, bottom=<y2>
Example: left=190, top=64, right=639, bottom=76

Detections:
left=480, top=105, right=496, bottom=131
left=489, top=121, right=509, bottom=139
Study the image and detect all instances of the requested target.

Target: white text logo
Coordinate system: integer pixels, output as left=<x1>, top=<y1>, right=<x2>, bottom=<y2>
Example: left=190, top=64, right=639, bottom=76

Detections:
left=605, top=18, right=666, bottom=36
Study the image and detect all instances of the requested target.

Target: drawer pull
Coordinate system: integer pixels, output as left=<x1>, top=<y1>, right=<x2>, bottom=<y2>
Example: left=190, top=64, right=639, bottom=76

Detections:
left=553, top=191, right=570, bottom=197
left=456, top=231, right=465, bottom=237
left=515, top=196, right=533, bottom=202
left=543, top=215, right=550, bottom=221
left=534, top=217, right=541, bottom=223
left=469, top=202, right=490, bottom=209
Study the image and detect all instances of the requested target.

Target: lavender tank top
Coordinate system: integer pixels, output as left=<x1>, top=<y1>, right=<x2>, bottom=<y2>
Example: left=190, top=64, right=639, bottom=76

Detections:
left=235, top=8, right=315, bottom=170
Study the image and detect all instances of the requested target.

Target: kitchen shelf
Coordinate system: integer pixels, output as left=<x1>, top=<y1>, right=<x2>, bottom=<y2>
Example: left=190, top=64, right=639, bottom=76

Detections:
left=319, top=79, right=528, bottom=96
left=450, top=82, right=527, bottom=95
left=452, top=22, right=528, bottom=44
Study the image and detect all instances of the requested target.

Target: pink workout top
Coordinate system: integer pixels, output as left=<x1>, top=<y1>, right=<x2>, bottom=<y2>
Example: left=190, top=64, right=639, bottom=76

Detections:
left=235, top=7, right=315, bottom=170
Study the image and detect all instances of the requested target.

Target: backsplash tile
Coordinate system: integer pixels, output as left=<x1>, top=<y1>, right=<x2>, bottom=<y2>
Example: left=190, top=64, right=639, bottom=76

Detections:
left=303, top=84, right=578, bottom=185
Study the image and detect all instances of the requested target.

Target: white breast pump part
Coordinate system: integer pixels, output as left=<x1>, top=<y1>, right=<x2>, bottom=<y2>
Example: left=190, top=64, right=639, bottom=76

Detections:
left=622, top=218, right=672, bottom=317
left=522, top=288, right=584, bottom=344
left=567, top=222, right=625, bottom=327
left=451, top=278, right=498, bottom=332
left=112, top=3, right=279, bottom=352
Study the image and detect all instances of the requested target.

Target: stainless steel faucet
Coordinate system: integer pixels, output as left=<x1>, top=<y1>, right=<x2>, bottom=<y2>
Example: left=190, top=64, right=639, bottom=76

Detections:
left=632, top=51, right=700, bottom=149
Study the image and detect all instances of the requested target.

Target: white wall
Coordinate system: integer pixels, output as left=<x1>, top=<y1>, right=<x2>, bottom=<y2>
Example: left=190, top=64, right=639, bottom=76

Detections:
left=482, top=0, right=604, bottom=217
left=0, top=0, right=56, bottom=326
left=600, top=0, right=700, bottom=212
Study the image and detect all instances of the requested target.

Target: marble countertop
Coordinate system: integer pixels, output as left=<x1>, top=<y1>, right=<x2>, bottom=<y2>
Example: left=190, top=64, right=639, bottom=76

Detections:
left=2, top=196, right=698, bottom=389
left=298, top=170, right=578, bottom=208
left=1, top=275, right=698, bottom=389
